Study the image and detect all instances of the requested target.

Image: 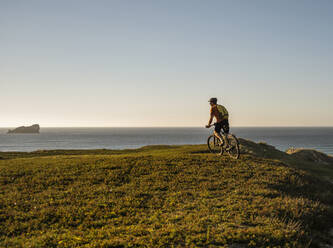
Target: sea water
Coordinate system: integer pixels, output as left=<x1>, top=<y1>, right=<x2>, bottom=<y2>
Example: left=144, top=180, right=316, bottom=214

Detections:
left=0, top=127, right=333, bottom=155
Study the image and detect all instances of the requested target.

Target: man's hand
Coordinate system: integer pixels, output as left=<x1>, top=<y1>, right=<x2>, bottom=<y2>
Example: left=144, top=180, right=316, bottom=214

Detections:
left=205, top=125, right=211, bottom=128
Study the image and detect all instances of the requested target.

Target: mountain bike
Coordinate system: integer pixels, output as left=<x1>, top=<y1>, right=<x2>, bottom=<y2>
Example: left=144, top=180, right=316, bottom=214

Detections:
left=207, top=124, right=240, bottom=159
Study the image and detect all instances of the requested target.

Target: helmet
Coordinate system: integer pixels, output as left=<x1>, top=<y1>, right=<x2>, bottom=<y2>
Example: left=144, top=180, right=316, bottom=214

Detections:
left=208, top=97, right=217, bottom=104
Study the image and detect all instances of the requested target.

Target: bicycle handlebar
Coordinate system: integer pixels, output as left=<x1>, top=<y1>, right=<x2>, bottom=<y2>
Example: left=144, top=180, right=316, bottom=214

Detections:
left=205, top=123, right=217, bottom=128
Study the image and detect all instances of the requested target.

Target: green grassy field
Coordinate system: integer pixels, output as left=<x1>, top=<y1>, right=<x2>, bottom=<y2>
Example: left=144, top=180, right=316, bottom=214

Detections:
left=1, top=143, right=333, bottom=247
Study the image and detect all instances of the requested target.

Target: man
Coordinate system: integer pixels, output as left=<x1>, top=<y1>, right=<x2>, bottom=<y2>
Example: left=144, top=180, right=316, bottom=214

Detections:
left=205, top=97, right=230, bottom=147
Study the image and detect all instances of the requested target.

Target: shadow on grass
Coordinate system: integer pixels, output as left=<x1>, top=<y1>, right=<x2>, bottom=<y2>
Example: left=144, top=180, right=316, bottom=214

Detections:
left=190, top=150, right=211, bottom=154
left=266, top=170, right=333, bottom=246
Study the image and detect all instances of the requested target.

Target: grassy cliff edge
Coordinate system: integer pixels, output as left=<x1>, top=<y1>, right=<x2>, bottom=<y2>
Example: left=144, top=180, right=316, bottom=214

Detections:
left=1, top=140, right=333, bottom=247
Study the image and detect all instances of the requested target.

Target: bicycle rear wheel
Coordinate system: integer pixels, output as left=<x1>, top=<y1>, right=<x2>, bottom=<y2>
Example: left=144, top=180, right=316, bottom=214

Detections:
left=226, top=134, right=240, bottom=159
left=207, top=135, right=224, bottom=155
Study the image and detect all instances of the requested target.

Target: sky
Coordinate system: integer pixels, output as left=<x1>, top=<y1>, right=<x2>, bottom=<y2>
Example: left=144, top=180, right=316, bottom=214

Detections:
left=1, top=0, right=333, bottom=127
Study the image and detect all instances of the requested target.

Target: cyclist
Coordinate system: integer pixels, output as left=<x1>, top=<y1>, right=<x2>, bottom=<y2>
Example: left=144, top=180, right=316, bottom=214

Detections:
left=205, top=97, right=230, bottom=148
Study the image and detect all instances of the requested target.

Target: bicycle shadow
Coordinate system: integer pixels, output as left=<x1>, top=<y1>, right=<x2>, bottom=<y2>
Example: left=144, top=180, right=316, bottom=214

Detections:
left=190, top=150, right=211, bottom=154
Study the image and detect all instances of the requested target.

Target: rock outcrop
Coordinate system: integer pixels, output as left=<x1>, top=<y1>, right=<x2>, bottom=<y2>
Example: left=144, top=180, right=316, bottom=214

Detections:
left=7, top=124, right=40, bottom=134
left=239, top=138, right=333, bottom=167
left=286, top=148, right=333, bottom=165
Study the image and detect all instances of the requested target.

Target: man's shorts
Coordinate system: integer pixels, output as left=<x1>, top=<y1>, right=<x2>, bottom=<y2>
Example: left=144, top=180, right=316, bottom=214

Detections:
left=215, top=119, right=229, bottom=134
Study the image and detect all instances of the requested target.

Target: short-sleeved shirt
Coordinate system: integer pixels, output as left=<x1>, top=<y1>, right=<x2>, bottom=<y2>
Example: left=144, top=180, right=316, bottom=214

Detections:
left=210, top=104, right=228, bottom=122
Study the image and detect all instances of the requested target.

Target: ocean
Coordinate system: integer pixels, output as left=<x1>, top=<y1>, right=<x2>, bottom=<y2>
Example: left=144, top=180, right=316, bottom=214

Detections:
left=1, top=127, right=333, bottom=155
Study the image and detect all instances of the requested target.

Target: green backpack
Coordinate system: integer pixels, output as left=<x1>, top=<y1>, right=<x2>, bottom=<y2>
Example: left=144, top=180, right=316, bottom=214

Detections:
left=217, top=105, right=229, bottom=119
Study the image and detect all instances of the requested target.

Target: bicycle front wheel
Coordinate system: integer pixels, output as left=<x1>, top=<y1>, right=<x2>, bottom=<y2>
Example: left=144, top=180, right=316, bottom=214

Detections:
left=207, top=135, right=224, bottom=155
left=226, top=134, right=240, bottom=159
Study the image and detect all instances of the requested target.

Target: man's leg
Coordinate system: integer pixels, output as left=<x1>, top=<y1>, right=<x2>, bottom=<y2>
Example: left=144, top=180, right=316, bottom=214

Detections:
left=222, top=119, right=230, bottom=134
left=214, top=123, right=224, bottom=145
left=222, top=119, right=230, bottom=148
left=214, top=130, right=224, bottom=144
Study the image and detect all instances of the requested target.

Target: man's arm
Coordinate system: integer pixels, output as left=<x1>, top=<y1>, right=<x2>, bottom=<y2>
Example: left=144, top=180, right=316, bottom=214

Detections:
left=208, top=114, right=213, bottom=126
left=206, top=109, right=214, bottom=128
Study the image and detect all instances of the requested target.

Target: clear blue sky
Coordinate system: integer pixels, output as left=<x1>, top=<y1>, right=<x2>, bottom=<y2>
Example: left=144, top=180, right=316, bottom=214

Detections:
left=1, top=0, right=332, bottom=127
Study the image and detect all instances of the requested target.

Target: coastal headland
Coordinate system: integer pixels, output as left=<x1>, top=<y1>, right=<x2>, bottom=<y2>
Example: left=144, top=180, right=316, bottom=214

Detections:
left=1, top=139, right=333, bottom=247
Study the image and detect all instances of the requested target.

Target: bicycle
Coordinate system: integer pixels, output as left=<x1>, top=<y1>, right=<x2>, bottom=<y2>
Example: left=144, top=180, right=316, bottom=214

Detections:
left=207, top=123, right=240, bottom=159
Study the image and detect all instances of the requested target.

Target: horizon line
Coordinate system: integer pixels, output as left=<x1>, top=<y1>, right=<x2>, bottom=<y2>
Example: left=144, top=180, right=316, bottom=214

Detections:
left=1, top=125, right=333, bottom=128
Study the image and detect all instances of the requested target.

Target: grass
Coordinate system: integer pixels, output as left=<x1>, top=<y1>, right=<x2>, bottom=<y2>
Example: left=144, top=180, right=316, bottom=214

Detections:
left=1, top=144, right=333, bottom=247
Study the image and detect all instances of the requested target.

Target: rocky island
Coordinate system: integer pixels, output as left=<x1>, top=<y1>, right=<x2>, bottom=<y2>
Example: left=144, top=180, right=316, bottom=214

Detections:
left=7, top=124, right=40, bottom=134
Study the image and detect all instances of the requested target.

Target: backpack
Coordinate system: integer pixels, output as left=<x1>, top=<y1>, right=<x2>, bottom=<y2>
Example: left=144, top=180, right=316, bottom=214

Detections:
left=217, top=104, right=228, bottom=118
